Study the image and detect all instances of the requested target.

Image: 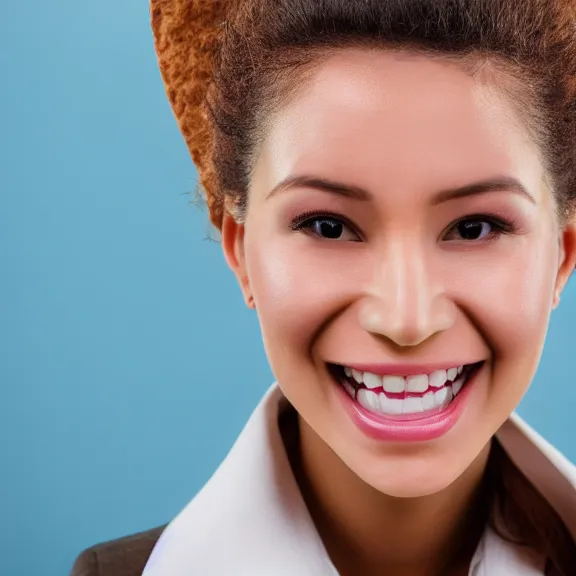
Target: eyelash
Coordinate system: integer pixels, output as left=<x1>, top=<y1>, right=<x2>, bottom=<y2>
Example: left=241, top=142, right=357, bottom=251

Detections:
left=291, top=210, right=361, bottom=238
left=290, top=210, right=517, bottom=241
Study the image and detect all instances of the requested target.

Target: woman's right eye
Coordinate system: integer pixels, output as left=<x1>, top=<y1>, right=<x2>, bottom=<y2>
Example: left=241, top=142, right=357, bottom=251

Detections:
left=294, top=215, right=360, bottom=241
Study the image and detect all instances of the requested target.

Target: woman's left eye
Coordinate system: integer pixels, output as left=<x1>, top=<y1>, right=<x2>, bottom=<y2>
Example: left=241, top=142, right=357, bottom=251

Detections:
left=443, top=217, right=508, bottom=241
left=293, top=215, right=360, bottom=241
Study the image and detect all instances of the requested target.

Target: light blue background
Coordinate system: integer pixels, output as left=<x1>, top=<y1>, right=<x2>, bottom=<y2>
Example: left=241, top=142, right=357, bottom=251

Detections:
left=1, top=2, right=574, bottom=575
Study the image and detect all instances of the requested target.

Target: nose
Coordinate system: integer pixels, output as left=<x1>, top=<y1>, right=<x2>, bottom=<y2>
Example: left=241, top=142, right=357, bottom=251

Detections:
left=358, top=241, right=456, bottom=347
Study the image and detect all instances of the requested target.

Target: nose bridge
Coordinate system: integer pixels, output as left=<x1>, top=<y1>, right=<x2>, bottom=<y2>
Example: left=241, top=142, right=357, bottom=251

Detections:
left=361, top=234, right=453, bottom=346
left=383, top=236, right=430, bottom=327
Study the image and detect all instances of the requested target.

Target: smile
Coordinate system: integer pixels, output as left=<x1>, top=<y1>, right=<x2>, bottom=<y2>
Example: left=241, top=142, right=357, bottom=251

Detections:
left=328, top=361, right=485, bottom=442
left=336, top=364, right=475, bottom=416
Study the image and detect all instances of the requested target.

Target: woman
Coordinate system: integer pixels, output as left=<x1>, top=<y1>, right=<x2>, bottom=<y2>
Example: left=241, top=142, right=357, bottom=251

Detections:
left=72, top=0, right=576, bottom=574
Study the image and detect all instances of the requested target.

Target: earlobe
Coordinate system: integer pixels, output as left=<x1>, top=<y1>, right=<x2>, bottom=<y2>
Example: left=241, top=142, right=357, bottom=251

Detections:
left=221, top=211, right=255, bottom=309
left=553, top=220, right=576, bottom=308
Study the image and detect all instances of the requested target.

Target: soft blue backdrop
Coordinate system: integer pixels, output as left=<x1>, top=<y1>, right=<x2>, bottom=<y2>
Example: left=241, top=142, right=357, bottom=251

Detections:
left=1, top=2, right=574, bottom=575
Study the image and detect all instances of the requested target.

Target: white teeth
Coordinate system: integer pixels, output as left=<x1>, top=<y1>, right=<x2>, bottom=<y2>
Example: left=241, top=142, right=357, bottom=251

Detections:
left=403, top=396, right=424, bottom=414
left=379, top=394, right=403, bottom=414
left=406, top=374, right=428, bottom=393
left=352, top=369, right=364, bottom=384
left=382, top=375, right=405, bottom=393
left=341, top=381, right=461, bottom=416
left=447, top=367, right=458, bottom=382
left=357, top=389, right=379, bottom=411
left=342, top=379, right=355, bottom=398
left=429, top=369, right=447, bottom=388
left=345, top=367, right=464, bottom=390
left=363, top=372, right=382, bottom=389
left=435, top=385, right=453, bottom=408
left=452, top=376, right=464, bottom=396
left=422, top=391, right=436, bottom=410
left=341, top=364, right=471, bottom=416
left=434, top=386, right=448, bottom=406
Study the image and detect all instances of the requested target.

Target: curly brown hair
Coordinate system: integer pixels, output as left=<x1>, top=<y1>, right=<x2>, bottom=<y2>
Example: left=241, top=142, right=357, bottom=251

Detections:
left=150, top=0, right=576, bottom=573
left=152, top=0, right=576, bottom=230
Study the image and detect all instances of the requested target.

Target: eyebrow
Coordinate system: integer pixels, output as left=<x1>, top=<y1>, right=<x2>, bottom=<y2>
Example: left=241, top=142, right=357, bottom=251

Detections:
left=267, top=175, right=371, bottom=201
left=267, top=174, right=536, bottom=205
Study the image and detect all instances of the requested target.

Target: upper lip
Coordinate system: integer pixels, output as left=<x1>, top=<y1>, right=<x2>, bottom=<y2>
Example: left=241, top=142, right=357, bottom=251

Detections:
left=330, top=361, right=484, bottom=377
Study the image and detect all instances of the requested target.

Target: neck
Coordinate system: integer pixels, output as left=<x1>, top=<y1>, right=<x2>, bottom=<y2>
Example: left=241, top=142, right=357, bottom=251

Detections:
left=292, top=414, right=492, bottom=576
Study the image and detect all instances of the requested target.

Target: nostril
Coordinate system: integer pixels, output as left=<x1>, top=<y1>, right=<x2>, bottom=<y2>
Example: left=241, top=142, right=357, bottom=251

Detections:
left=357, top=293, right=457, bottom=348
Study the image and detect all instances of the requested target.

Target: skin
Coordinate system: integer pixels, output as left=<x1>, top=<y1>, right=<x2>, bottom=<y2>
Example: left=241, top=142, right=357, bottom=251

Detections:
left=221, top=49, right=576, bottom=575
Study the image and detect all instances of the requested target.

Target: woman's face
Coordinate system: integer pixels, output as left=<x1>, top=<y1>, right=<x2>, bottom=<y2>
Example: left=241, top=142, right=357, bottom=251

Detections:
left=222, top=49, right=576, bottom=497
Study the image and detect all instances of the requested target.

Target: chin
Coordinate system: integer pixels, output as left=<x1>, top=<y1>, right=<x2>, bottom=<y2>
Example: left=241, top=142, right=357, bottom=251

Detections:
left=371, top=471, right=462, bottom=499
left=355, top=455, right=474, bottom=499
left=334, top=425, right=493, bottom=500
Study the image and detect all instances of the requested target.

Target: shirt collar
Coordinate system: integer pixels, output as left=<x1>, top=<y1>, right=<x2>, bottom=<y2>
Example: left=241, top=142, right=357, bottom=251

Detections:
left=142, top=383, right=575, bottom=576
left=469, top=526, right=546, bottom=576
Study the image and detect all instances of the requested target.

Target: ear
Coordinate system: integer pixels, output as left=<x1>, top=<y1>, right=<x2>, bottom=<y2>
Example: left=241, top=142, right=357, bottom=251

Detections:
left=553, top=218, right=576, bottom=309
left=221, top=211, right=255, bottom=309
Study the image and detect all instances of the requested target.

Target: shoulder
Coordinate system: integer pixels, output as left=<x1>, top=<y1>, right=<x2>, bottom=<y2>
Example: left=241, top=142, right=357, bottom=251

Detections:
left=69, top=525, right=166, bottom=576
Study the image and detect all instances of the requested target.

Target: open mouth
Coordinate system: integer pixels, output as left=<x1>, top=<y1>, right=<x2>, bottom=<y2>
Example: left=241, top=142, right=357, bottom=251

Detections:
left=328, top=361, right=484, bottom=418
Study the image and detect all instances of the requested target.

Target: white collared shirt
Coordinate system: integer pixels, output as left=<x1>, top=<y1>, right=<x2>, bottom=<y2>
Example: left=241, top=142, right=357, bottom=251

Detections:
left=142, top=384, right=576, bottom=575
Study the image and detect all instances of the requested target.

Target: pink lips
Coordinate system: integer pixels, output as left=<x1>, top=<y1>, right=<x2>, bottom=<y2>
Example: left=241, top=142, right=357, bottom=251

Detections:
left=334, top=364, right=481, bottom=442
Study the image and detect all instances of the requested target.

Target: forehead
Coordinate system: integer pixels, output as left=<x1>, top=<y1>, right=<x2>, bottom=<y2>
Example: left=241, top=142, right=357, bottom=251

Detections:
left=255, top=49, right=544, bottom=202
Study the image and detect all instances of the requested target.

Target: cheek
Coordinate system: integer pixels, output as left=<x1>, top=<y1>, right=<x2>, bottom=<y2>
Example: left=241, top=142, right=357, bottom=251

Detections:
left=452, top=236, right=557, bottom=379
left=243, top=234, right=357, bottom=371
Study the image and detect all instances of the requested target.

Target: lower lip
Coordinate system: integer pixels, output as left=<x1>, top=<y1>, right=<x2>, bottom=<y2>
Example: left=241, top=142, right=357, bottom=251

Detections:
left=334, top=369, right=479, bottom=443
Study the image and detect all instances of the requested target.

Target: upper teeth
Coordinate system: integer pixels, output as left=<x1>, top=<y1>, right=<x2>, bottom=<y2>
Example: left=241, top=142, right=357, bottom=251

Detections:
left=343, top=366, right=464, bottom=394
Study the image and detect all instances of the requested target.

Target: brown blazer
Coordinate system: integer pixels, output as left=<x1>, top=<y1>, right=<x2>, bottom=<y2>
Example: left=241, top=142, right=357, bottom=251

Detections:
left=70, top=525, right=166, bottom=576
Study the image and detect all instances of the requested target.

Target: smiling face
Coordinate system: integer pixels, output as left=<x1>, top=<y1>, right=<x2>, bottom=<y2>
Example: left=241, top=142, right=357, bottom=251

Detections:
left=222, top=49, right=576, bottom=497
